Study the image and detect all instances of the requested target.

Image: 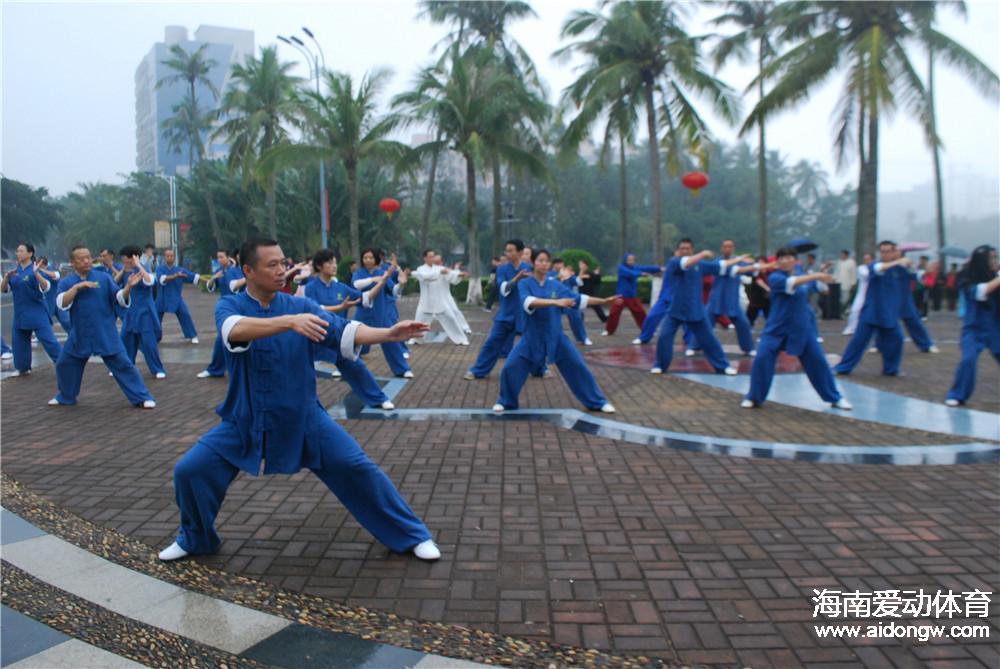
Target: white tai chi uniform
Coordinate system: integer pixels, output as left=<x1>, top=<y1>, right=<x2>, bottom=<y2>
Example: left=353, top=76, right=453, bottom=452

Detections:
left=413, top=264, right=469, bottom=345
left=843, top=264, right=870, bottom=335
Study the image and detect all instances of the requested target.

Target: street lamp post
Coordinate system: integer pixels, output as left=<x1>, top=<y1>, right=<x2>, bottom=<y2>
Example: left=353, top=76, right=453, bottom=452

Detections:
left=156, top=172, right=179, bottom=257
left=278, top=31, right=330, bottom=249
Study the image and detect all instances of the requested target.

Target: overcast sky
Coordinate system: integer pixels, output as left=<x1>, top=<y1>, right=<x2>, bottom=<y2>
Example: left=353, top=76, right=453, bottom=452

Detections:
left=2, top=0, right=998, bottom=198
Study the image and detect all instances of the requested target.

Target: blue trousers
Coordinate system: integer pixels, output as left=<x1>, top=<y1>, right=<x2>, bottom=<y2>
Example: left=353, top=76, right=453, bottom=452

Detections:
left=745, top=334, right=840, bottom=405
left=204, top=334, right=227, bottom=376
left=159, top=301, right=198, bottom=339
left=172, top=421, right=432, bottom=555
left=564, top=308, right=588, bottom=343
left=901, top=316, right=934, bottom=351
left=360, top=341, right=410, bottom=376
left=709, top=310, right=755, bottom=353
left=55, top=350, right=154, bottom=405
left=833, top=322, right=903, bottom=375
left=316, top=348, right=389, bottom=406
left=52, top=306, right=72, bottom=333
left=469, top=319, right=517, bottom=377
left=946, top=327, right=1000, bottom=403
left=638, top=300, right=669, bottom=343
left=655, top=316, right=729, bottom=372
left=497, top=336, right=606, bottom=410
left=123, top=329, right=165, bottom=375
left=12, top=323, right=62, bottom=373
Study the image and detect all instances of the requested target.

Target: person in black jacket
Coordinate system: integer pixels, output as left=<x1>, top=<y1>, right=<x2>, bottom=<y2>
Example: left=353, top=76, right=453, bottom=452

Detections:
left=578, top=259, right=607, bottom=323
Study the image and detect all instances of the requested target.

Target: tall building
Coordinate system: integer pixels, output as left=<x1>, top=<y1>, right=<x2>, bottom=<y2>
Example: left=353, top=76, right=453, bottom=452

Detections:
left=135, top=25, right=254, bottom=175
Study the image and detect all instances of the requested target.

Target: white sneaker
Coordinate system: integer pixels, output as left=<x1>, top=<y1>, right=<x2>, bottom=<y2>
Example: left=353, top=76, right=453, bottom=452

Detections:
left=142, top=400, right=156, bottom=409
left=380, top=400, right=395, bottom=410
left=600, top=403, right=616, bottom=413
left=402, top=370, right=414, bottom=379
left=463, top=372, right=477, bottom=380
left=650, top=367, right=663, bottom=375
left=403, top=351, right=410, bottom=359
left=723, top=366, right=738, bottom=376
left=0, top=352, right=12, bottom=360
left=816, top=337, right=825, bottom=343
left=190, top=337, right=199, bottom=344
left=584, top=338, right=593, bottom=346
left=109, top=371, right=114, bottom=376
left=727, top=324, right=735, bottom=330
left=747, top=350, right=757, bottom=357
left=10, top=370, right=26, bottom=377
left=543, top=370, right=554, bottom=378
left=413, top=540, right=441, bottom=561
left=740, top=399, right=755, bottom=409
left=47, top=398, right=63, bottom=406
left=867, top=346, right=878, bottom=353
left=684, top=349, right=696, bottom=357
left=158, top=542, right=189, bottom=561
left=492, top=403, right=505, bottom=413
left=631, top=338, right=642, bottom=345
left=196, top=370, right=212, bottom=378
left=460, top=341, right=470, bottom=346
left=944, top=398, right=960, bottom=407
left=155, top=372, right=166, bottom=379
left=332, top=369, right=342, bottom=378
left=600, top=330, right=609, bottom=336
left=928, top=345, right=940, bottom=353
left=831, top=398, right=853, bottom=410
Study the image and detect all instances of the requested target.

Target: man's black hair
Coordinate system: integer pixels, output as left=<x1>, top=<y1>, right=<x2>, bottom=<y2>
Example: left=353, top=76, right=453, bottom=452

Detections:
left=239, top=238, right=279, bottom=269
left=312, top=248, right=337, bottom=273
left=878, top=240, right=897, bottom=248
left=677, top=238, right=693, bottom=247
left=119, top=244, right=142, bottom=258
left=775, top=246, right=798, bottom=259
left=505, top=239, right=525, bottom=252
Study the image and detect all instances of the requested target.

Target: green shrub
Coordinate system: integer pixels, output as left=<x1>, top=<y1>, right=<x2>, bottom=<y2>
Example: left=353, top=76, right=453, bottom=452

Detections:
left=560, top=248, right=599, bottom=273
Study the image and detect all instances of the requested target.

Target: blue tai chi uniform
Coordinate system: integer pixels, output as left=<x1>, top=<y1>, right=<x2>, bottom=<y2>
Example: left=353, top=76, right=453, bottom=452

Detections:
left=946, top=278, right=1000, bottom=403
left=170, top=291, right=431, bottom=555
left=561, top=275, right=589, bottom=343
left=119, top=269, right=165, bottom=375
left=707, top=261, right=755, bottom=354
left=54, top=271, right=154, bottom=405
left=382, top=264, right=409, bottom=356
left=352, top=267, right=410, bottom=376
left=497, top=276, right=607, bottom=410
left=203, top=266, right=245, bottom=376
left=41, top=269, right=73, bottom=332
left=305, top=277, right=389, bottom=407
left=654, top=257, right=731, bottom=372
left=833, top=262, right=905, bottom=376
left=156, top=264, right=200, bottom=339
left=93, top=262, right=126, bottom=321
left=469, top=261, right=533, bottom=377
left=897, top=267, right=935, bottom=351
left=4, top=263, right=62, bottom=373
left=637, top=273, right=694, bottom=346
left=744, top=269, right=842, bottom=405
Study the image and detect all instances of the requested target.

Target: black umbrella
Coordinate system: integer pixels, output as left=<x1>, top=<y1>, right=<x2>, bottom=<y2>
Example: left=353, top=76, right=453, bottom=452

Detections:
left=940, top=245, right=969, bottom=257
left=787, top=238, right=818, bottom=253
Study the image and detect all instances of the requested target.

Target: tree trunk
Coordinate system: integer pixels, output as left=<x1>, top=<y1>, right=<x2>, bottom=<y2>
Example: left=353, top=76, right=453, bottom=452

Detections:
left=464, top=154, right=482, bottom=304
left=491, top=152, right=502, bottom=258
left=199, top=167, right=225, bottom=249
left=266, top=172, right=278, bottom=240
left=757, top=42, right=768, bottom=258
left=643, top=82, right=662, bottom=265
left=855, top=101, right=879, bottom=258
left=854, top=95, right=868, bottom=260
left=347, top=163, right=360, bottom=262
left=618, top=133, right=628, bottom=258
left=929, top=46, right=946, bottom=269
left=420, top=136, right=441, bottom=251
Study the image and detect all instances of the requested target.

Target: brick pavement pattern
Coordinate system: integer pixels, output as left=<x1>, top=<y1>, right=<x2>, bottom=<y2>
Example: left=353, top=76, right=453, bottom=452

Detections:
left=3, top=290, right=998, bottom=668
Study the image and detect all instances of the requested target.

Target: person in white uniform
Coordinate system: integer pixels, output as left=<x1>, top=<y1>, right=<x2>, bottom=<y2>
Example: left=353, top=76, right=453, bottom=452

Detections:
left=412, top=249, right=470, bottom=345
left=843, top=252, right=873, bottom=335
left=438, top=255, right=473, bottom=335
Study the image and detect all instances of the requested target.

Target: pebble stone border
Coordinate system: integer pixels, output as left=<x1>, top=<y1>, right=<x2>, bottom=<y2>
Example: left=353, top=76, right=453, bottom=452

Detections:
left=0, top=475, right=688, bottom=669
left=2, top=562, right=270, bottom=669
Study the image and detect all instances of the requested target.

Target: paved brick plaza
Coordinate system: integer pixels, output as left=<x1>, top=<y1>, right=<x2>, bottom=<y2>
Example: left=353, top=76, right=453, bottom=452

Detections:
left=3, top=290, right=998, bottom=667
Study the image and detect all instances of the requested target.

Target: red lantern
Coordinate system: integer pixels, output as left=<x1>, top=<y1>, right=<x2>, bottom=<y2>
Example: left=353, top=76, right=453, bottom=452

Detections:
left=379, top=197, right=401, bottom=220
left=681, top=171, right=709, bottom=193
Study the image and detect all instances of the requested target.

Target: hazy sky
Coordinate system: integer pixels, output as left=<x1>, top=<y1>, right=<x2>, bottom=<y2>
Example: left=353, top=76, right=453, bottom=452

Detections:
left=2, top=0, right=998, bottom=198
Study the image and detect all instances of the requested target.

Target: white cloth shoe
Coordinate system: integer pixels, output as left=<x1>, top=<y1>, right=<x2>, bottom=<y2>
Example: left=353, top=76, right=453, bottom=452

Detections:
left=1, top=352, right=12, bottom=360
left=403, top=351, right=410, bottom=359
left=190, top=337, right=199, bottom=344
left=684, top=349, right=696, bottom=357
left=650, top=367, right=663, bottom=375
left=600, top=403, right=615, bottom=413
left=10, top=370, right=27, bottom=377
left=413, top=540, right=441, bottom=561
left=831, top=398, right=853, bottom=410
left=158, top=542, right=189, bottom=561
left=584, top=339, right=593, bottom=346
left=631, top=338, right=642, bottom=345
left=380, top=400, right=395, bottom=410
left=332, top=369, right=342, bottom=378
left=723, top=366, right=738, bottom=376
left=402, top=371, right=414, bottom=379
left=600, top=331, right=609, bottom=336
left=944, top=398, right=960, bottom=407
left=196, top=370, right=212, bottom=378
left=48, top=398, right=63, bottom=406
left=155, top=372, right=166, bottom=379
left=928, top=345, right=940, bottom=353
left=463, top=372, right=476, bottom=380
left=740, top=399, right=755, bottom=409
left=492, top=403, right=504, bottom=413
left=142, top=400, right=156, bottom=409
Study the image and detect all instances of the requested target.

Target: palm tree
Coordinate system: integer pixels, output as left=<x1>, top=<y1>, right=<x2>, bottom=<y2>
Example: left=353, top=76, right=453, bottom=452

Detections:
left=558, top=1, right=739, bottom=265
left=709, top=0, right=777, bottom=257
left=789, top=159, right=829, bottom=208
left=161, top=96, right=213, bottom=170
left=216, top=45, right=301, bottom=239
left=742, top=1, right=983, bottom=257
left=158, top=42, right=224, bottom=246
left=259, top=69, right=406, bottom=261
left=909, top=1, right=998, bottom=266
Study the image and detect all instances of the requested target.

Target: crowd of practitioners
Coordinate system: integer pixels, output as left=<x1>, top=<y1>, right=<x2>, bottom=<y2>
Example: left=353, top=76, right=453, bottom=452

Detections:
left=2, top=236, right=996, bottom=565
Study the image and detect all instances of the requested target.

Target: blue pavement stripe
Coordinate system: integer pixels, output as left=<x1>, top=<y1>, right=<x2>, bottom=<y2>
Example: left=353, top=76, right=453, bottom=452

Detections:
left=1, top=508, right=46, bottom=545
left=1, top=605, right=70, bottom=667
left=680, top=372, right=1000, bottom=442
left=240, top=624, right=426, bottom=669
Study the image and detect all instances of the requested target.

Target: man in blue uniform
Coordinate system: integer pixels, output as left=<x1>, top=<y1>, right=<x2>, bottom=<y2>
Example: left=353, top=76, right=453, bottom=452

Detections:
left=118, top=245, right=166, bottom=378
left=833, top=241, right=910, bottom=376
left=158, top=238, right=439, bottom=563
left=48, top=246, right=155, bottom=408
left=156, top=248, right=202, bottom=344
left=93, top=248, right=126, bottom=323
left=741, top=247, right=852, bottom=409
left=652, top=239, right=741, bottom=376
left=1, top=243, right=62, bottom=376
left=893, top=247, right=939, bottom=353
left=37, top=257, right=73, bottom=333
left=465, top=239, right=534, bottom=379
left=706, top=239, right=757, bottom=356
left=197, top=249, right=245, bottom=378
